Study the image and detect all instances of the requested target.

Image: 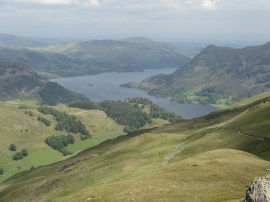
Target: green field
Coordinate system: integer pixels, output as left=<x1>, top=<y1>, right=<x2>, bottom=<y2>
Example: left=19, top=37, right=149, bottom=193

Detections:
left=1, top=93, right=270, bottom=201
left=0, top=100, right=171, bottom=183
left=0, top=100, right=125, bottom=183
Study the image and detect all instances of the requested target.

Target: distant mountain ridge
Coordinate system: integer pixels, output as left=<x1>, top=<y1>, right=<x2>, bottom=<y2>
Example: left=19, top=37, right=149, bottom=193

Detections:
left=0, top=33, right=45, bottom=48
left=0, top=37, right=191, bottom=77
left=45, top=39, right=191, bottom=74
left=127, top=42, right=270, bottom=105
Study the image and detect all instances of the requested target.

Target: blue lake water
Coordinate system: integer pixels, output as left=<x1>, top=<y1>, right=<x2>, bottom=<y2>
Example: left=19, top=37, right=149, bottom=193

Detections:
left=51, top=68, right=215, bottom=119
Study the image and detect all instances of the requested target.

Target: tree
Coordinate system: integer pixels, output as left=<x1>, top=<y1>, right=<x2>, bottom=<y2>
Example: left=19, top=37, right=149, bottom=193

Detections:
left=0, top=168, right=4, bottom=175
left=13, top=152, right=23, bottom=161
left=21, top=149, right=28, bottom=156
left=9, top=144, right=16, bottom=151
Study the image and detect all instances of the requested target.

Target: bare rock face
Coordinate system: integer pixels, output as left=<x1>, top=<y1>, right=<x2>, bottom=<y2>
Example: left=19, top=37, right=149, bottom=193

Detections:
left=241, top=174, right=270, bottom=202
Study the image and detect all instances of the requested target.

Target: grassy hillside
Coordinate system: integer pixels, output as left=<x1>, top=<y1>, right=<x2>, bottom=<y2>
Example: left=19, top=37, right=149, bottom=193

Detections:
left=127, top=42, right=270, bottom=106
left=1, top=93, right=270, bottom=201
left=0, top=100, right=124, bottom=183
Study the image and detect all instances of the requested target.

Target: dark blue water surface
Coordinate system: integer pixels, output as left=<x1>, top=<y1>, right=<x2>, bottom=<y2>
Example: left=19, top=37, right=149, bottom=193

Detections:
left=51, top=68, right=215, bottom=119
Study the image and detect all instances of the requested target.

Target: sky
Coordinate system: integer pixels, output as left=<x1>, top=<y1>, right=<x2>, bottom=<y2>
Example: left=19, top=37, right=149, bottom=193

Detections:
left=0, top=0, right=270, bottom=43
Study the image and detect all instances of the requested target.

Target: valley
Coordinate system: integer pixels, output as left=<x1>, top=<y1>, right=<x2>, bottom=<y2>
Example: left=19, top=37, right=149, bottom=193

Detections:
left=0, top=35, right=270, bottom=202
left=1, top=0, right=270, bottom=200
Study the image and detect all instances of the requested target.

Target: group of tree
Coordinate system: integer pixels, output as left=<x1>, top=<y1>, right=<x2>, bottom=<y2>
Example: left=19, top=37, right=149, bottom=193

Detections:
left=13, top=149, right=28, bottom=161
left=10, top=145, right=28, bottom=161
left=37, top=116, right=51, bottom=126
left=149, top=104, right=180, bottom=123
left=45, top=134, right=74, bottom=155
left=100, top=100, right=152, bottom=131
left=69, top=97, right=181, bottom=133
left=126, top=97, right=153, bottom=106
left=38, top=107, right=90, bottom=140
left=126, top=97, right=180, bottom=122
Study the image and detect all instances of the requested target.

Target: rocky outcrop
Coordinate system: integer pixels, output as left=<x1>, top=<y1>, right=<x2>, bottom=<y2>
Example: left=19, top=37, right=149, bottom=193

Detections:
left=241, top=174, right=270, bottom=202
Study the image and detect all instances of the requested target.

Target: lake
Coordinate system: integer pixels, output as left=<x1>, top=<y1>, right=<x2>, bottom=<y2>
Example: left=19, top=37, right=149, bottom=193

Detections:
left=51, top=68, right=215, bottom=119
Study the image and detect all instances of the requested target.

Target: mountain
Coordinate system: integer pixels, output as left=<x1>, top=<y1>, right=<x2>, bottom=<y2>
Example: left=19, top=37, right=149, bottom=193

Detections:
left=0, top=61, right=46, bottom=99
left=38, top=82, right=89, bottom=105
left=0, top=60, right=89, bottom=105
left=129, top=42, right=270, bottom=105
left=46, top=40, right=191, bottom=73
left=0, top=39, right=191, bottom=77
left=1, top=92, right=270, bottom=201
left=0, top=33, right=45, bottom=49
left=0, top=47, right=85, bottom=77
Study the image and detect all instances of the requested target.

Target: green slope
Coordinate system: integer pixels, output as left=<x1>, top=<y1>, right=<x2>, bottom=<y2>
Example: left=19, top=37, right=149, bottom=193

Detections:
left=1, top=93, right=270, bottom=201
left=0, top=100, right=124, bottom=183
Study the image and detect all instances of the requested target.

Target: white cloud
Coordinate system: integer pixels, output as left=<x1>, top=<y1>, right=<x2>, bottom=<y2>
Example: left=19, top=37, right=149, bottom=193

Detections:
left=202, top=0, right=218, bottom=10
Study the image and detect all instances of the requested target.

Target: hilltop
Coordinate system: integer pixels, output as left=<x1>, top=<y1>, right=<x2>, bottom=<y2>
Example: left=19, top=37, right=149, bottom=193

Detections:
left=1, top=93, right=270, bottom=201
left=125, top=42, right=270, bottom=106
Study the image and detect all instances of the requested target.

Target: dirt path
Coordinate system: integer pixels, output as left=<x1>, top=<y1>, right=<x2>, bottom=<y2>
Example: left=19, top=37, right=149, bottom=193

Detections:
left=107, top=119, right=112, bottom=130
left=162, top=141, right=188, bottom=167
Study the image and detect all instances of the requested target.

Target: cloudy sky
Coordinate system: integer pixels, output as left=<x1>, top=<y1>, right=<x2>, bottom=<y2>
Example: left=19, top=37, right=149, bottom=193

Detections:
left=0, top=0, right=269, bottom=42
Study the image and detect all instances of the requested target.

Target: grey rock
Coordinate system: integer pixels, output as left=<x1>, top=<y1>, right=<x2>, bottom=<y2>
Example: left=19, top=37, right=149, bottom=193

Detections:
left=241, top=175, right=270, bottom=202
